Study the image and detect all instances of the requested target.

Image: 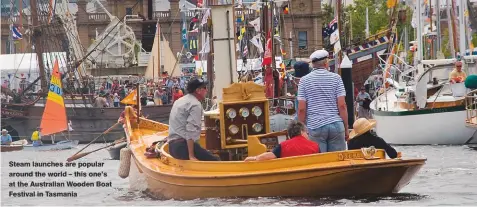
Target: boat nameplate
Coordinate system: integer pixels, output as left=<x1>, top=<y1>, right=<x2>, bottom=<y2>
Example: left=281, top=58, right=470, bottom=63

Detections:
left=338, top=152, right=364, bottom=161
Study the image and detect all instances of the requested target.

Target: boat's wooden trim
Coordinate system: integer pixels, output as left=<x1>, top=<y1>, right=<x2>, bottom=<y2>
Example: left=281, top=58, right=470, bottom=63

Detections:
left=372, top=105, right=465, bottom=116
left=0, top=145, right=24, bottom=152
left=136, top=160, right=423, bottom=199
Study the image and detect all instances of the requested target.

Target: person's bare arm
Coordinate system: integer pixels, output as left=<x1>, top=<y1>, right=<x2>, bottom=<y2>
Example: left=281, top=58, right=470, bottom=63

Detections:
left=186, top=139, right=198, bottom=161
left=297, top=77, right=307, bottom=123
left=298, top=100, right=307, bottom=123
left=185, top=105, right=203, bottom=161
left=244, top=152, right=277, bottom=162
left=337, top=96, right=349, bottom=140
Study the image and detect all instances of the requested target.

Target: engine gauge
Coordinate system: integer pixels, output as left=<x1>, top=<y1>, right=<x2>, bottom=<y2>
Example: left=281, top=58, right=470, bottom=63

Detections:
left=226, top=108, right=237, bottom=119
left=229, top=125, right=239, bottom=135
left=252, top=123, right=263, bottom=133
left=252, top=106, right=262, bottom=117
left=239, top=107, right=250, bottom=118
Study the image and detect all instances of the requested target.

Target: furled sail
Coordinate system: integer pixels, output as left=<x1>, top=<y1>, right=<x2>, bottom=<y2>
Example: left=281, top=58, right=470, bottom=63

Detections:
left=39, top=60, right=67, bottom=135
left=145, top=22, right=180, bottom=80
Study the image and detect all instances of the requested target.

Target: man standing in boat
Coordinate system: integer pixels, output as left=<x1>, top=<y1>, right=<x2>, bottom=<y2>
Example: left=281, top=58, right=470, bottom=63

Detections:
left=167, top=78, right=219, bottom=161
left=297, top=49, right=349, bottom=153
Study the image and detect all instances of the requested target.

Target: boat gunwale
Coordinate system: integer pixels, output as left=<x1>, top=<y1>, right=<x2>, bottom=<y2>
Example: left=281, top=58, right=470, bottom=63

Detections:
left=130, top=153, right=426, bottom=180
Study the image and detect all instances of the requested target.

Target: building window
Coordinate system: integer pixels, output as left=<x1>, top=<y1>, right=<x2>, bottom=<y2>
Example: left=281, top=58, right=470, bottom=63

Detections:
left=126, top=8, right=133, bottom=15
left=298, top=31, right=307, bottom=50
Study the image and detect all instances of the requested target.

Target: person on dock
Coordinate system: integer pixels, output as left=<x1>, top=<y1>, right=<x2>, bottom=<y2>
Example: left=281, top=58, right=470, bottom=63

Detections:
left=167, top=78, right=219, bottom=161
left=1, top=129, right=12, bottom=145
left=449, top=61, right=467, bottom=84
left=297, top=49, right=349, bottom=153
left=292, top=61, right=311, bottom=121
left=347, top=118, right=398, bottom=159
left=356, top=87, right=371, bottom=119
left=244, top=121, right=319, bottom=161
left=31, top=127, right=43, bottom=147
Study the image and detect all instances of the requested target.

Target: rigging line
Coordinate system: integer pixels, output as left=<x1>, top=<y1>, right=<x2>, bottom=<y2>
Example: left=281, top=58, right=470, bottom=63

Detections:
left=75, top=0, right=141, bottom=67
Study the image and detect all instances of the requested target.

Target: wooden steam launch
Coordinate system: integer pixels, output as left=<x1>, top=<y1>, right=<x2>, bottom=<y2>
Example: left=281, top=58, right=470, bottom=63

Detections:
left=121, top=82, right=426, bottom=199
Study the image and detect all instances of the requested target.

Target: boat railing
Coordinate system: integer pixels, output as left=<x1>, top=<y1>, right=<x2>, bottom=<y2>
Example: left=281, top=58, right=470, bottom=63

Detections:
left=465, top=89, right=477, bottom=127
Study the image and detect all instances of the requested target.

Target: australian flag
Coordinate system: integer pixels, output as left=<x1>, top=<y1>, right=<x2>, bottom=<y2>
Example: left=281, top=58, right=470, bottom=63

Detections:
left=322, top=17, right=338, bottom=39
left=11, top=25, right=22, bottom=40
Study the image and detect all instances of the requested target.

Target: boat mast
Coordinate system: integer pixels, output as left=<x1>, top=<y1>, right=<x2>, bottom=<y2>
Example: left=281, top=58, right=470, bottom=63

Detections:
left=429, top=0, right=434, bottom=59
left=335, top=0, right=343, bottom=74
left=458, top=0, right=466, bottom=57
left=18, top=0, right=23, bottom=53
left=30, top=0, right=48, bottom=94
left=416, top=0, right=423, bottom=63
left=450, top=0, right=459, bottom=56
left=446, top=0, right=456, bottom=58
left=205, top=2, right=214, bottom=100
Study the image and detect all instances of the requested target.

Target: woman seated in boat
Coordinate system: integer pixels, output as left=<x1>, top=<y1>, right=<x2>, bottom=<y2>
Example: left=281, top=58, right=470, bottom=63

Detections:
left=1, top=129, right=12, bottom=145
left=347, top=118, right=398, bottom=159
left=31, top=127, right=43, bottom=147
left=244, top=121, right=319, bottom=162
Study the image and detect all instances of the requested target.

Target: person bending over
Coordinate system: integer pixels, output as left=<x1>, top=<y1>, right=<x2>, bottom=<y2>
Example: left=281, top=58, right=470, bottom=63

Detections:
left=245, top=121, right=319, bottom=162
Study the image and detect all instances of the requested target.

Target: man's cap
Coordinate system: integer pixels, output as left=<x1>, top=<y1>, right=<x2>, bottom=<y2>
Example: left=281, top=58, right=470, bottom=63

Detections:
left=1, top=129, right=7, bottom=132
left=293, top=61, right=311, bottom=78
left=309, top=49, right=329, bottom=62
left=186, top=78, right=208, bottom=93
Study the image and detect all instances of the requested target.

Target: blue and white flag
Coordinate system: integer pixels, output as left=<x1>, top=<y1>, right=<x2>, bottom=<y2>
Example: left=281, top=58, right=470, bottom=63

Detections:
left=11, top=25, right=22, bottom=40
left=181, top=22, right=188, bottom=49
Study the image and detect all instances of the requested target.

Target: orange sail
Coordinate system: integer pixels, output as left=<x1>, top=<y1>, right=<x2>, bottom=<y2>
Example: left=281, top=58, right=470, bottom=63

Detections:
left=40, top=60, right=67, bottom=135
left=120, top=89, right=138, bottom=105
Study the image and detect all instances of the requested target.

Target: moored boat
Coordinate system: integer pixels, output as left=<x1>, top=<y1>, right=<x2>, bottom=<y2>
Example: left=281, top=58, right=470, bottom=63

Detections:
left=1, top=145, right=24, bottom=152
left=23, top=140, right=79, bottom=151
left=121, top=82, right=426, bottom=200
left=371, top=57, right=477, bottom=145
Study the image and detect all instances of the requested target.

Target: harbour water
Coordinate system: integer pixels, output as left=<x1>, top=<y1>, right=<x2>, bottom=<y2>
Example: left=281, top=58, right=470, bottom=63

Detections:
left=1, top=144, right=476, bottom=206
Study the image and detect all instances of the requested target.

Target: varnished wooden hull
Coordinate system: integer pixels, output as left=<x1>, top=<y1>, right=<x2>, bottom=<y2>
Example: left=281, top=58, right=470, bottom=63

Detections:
left=134, top=157, right=424, bottom=199
left=1, top=145, right=24, bottom=152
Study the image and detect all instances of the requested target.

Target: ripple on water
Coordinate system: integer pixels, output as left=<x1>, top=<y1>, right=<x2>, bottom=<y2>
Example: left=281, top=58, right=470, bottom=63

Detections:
left=1, top=144, right=477, bottom=205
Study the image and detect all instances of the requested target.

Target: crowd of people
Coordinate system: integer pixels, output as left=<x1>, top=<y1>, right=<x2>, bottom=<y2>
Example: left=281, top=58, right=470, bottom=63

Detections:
left=92, top=74, right=201, bottom=108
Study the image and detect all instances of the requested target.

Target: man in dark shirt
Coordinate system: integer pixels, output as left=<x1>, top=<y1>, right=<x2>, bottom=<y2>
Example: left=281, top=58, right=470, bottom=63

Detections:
left=347, top=118, right=398, bottom=158
left=244, top=121, right=319, bottom=161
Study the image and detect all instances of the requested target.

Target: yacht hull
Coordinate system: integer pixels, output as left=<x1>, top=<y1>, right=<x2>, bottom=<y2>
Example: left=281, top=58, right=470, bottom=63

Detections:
left=372, top=108, right=475, bottom=145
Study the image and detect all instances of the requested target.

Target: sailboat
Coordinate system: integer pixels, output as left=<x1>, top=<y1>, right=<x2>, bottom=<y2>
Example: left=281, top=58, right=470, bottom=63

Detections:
left=23, top=60, right=79, bottom=151
left=370, top=0, right=477, bottom=145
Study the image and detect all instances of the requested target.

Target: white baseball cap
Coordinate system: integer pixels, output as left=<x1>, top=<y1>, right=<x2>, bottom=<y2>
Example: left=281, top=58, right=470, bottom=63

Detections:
left=309, top=49, right=329, bottom=62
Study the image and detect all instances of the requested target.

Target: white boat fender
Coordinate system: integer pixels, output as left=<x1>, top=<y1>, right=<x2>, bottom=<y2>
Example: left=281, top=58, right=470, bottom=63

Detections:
left=118, top=147, right=131, bottom=179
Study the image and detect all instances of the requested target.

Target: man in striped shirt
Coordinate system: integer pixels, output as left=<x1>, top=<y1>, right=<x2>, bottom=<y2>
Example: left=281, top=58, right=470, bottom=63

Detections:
left=297, top=49, right=349, bottom=153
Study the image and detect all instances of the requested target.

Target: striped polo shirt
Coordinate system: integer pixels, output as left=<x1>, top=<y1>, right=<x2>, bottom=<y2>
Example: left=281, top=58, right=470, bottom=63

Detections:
left=297, top=68, right=346, bottom=130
